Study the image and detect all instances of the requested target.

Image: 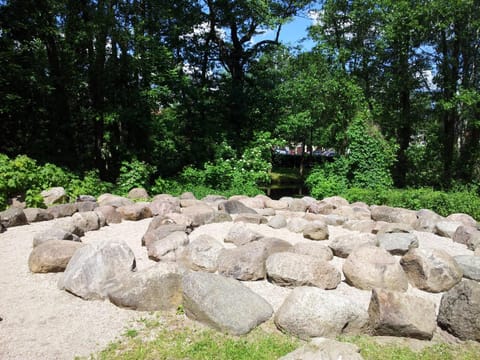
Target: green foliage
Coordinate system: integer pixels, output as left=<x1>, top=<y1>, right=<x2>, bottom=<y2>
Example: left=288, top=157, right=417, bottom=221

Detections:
left=305, top=161, right=349, bottom=199
left=345, top=111, right=397, bottom=189
left=116, top=159, right=156, bottom=196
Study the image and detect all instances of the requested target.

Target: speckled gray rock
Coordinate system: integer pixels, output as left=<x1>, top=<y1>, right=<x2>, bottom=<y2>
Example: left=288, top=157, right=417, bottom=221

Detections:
left=343, top=246, right=408, bottom=292
left=454, top=255, right=480, bottom=281
left=23, top=208, right=54, bottom=223
left=453, top=225, right=480, bottom=250
left=287, top=217, right=310, bottom=233
left=291, top=242, right=333, bottom=261
left=28, top=240, right=84, bottom=273
left=182, top=204, right=216, bottom=227
left=97, top=194, right=134, bottom=208
left=182, top=235, right=224, bottom=272
left=415, top=209, right=444, bottom=233
left=142, top=223, right=188, bottom=247
left=0, top=207, right=28, bottom=227
left=371, top=206, right=417, bottom=226
left=274, top=287, right=368, bottom=339
left=46, top=204, right=78, bottom=218
left=224, top=223, right=262, bottom=246
left=58, top=239, right=136, bottom=300
left=147, top=231, right=189, bottom=262
left=438, top=279, right=480, bottom=341
left=182, top=272, right=273, bottom=335
left=72, top=211, right=103, bottom=233
left=218, top=200, right=257, bottom=214
left=435, top=221, right=462, bottom=238
left=329, top=232, right=378, bottom=258
left=267, top=215, right=287, bottom=229
left=95, top=205, right=122, bottom=224
left=41, top=187, right=67, bottom=206
left=117, top=203, right=153, bottom=221
left=401, top=248, right=463, bottom=293
left=446, top=213, right=477, bottom=228
left=127, top=187, right=149, bottom=200
left=32, top=228, right=80, bottom=247
left=368, top=288, right=436, bottom=340
left=266, top=252, right=341, bottom=289
left=303, top=221, right=329, bottom=240
left=377, top=232, right=419, bottom=255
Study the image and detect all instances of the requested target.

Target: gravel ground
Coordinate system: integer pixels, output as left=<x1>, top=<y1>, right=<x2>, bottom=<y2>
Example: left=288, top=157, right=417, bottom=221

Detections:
left=0, top=215, right=474, bottom=359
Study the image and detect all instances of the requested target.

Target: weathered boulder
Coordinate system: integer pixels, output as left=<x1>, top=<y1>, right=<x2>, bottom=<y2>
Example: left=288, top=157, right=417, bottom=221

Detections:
left=127, top=187, right=149, bottom=200
left=368, top=288, right=436, bottom=340
left=147, top=231, right=189, bottom=262
left=343, top=220, right=377, bottom=233
left=303, top=221, right=329, bottom=240
left=233, top=213, right=268, bottom=224
left=329, top=232, right=378, bottom=258
left=218, top=200, right=257, bottom=215
left=400, top=248, right=463, bottom=293
left=0, top=207, right=28, bottom=228
left=181, top=235, right=224, bottom=272
left=333, top=205, right=371, bottom=221
left=288, top=199, right=308, bottom=212
left=58, top=239, right=136, bottom=300
left=28, top=240, right=84, bottom=273
left=446, top=213, right=477, bottom=228
left=371, top=206, right=417, bottom=226
left=291, top=242, right=333, bottom=261
left=97, top=194, right=134, bottom=208
left=75, top=201, right=98, bottom=213
left=267, top=215, right=287, bottom=229
left=117, top=203, right=152, bottom=221
left=343, top=246, right=408, bottom=292
left=265, top=199, right=289, bottom=210
left=142, top=223, right=188, bottom=247
left=41, top=187, right=67, bottom=206
left=266, top=252, right=341, bottom=289
left=287, top=217, right=310, bottom=233
left=202, top=194, right=228, bottom=205
left=72, top=211, right=102, bottom=233
left=32, top=228, right=80, bottom=247
left=376, top=223, right=413, bottom=235
left=55, top=217, right=85, bottom=237
left=23, top=208, right=53, bottom=223
left=438, top=279, right=480, bottom=341
left=275, top=287, right=368, bottom=339
left=182, top=204, right=216, bottom=227
left=307, top=201, right=334, bottom=215
left=148, top=199, right=180, bottom=217
left=415, top=209, right=444, bottom=232
left=108, top=262, right=184, bottom=311
left=224, top=223, right=262, bottom=246
left=377, top=232, right=419, bottom=255
left=46, top=203, right=78, bottom=218
left=322, top=196, right=349, bottom=208
left=453, top=225, right=480, bottom=250
left=453, top=255, right=480, bottom=281
left=279, top=338, right=364, bottom=360
left=76, top=195, right=97, bottom=202
left=435, top=221, right=463, bottom=238
left=182, top=272, right=273, bottom=335
left=95, top=205, right=122, bottom=224
left=218, top=238, right=290, bottom=281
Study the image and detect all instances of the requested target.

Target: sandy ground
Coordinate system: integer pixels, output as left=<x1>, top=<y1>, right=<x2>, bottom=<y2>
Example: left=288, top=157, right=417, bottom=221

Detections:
left=0, top=215, right=474, bottom=359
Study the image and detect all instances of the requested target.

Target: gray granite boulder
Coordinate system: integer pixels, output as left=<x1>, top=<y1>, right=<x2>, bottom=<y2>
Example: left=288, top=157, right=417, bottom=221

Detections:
left=148, top=199, right=180, bottom=217
left=274, top=287, right=368, bottom=339
left=182, top=204, right=216, bottom=227
left=58, top=239, right=136, bottom=300
left=32, top=228, right=80, bottom=247
left=303, top=221, right=329, bottom=240
left=127, top=187, right=149, bottom=200
left=400, top=248, right=463, bottom=293
left=453, top=225, right=480, bottom=250
left=108, top=262, right=184, bottom=311
left=41, top=187, right=67, bottom=206
left=267, top=215, right=287, bottom=229
left=415, top=209, right=444, bottom=232
left=291, top=242, right=333, bottom=261
left=368, top=288, right=436, bottom=340
left=287, top=217, right=310, bottom=233
left=97, top=194, right=134, bottom=208
left=46, top=203, right=78, bottom=218
left=453, top=255, right=480, bottom=281
left=117, top=203, right=153, bottom=221
left=266, top=252, right=341, bottom=289
left=72, top=211, right=103, bottom=233
left=182, top=272, right=273, bottom=335
left=147, top=231, right=189, bottom=262
left=182, top=235, right=224, bottom=272
left=0, top=207, right=28, bottom=227
left=371, top=205, right=417, bottom=226
left=95, top=205, right=122, bottom=224
left=329, top=232, right=378, bottom=258
left=142, top=223, right=188, bottom=247
left=218, top=200, right=257, bottom=214
left=377, top=232, right=419, bottom=255
left=28, top=240, right=84, bottom=273
left=23, top=208, right=53, bottom=223
left=438, top=279, right=480, bottom=341
left=224, top=223, right=262, bottom=246
left=435, top=221, right=462, bottom=238
left=343, top=246, right=408, bottom=292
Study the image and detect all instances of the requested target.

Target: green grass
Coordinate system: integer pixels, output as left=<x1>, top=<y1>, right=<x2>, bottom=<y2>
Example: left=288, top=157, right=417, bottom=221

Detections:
left=340, top=335, right=480, bottom=360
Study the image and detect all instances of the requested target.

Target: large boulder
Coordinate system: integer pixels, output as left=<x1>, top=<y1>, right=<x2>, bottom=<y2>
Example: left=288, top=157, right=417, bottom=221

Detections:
left=377, top=232, right=419, bottom=255
left=23, top=208, right=53, bottom=223
left=142, top=223, right=187, bottom=247
left=329, top=232, right=378, bottom=258
left=265, top=199, right=289, bottom=210
left=75, top=201, right=98, bottom=213
left=291, top=242, right=333, bottom=261
left=279, top=338, right=364, bottom=360
left=434, top=221, right=462, bottom=238
left=148, top=199, right=180, bottom=217
left=117, top=203, right=153, bottom=221
left=438, top=279, right=480, bottom=341
left=288, top=199, right=308, bottom=212
left=182, top=272, right=273, bottom=335
left=287, top=217, right=310, bottom=233
left=224, top=223, right=262, bottom=246
left=181, top=204, right=216, bottom=227
left=97, top=194, right=134, bottom=208
left=333, top=205, right=371, bottom=221
left=147, top=231, right=189, bottom=262
left=446, top=213, right=477, bottom=228
left=371, top=206, right=417, bottom=226
left=58, top=239, right=136, bottom=300
left=266, top=252, right=341, bottom=289
left=415, top=209, right=443, bottom=232
left=41, top=187, right=67, bottom=206
left=28, top=240, right=84, bottom=273
left=274, top=287, right=368, bottom=339
left=267, top=215, right=287, bottom=229
left=218, top=200, right=257, bottom=215
left=46, top=203, right=78, bottom=218
left=108, top=263, right=184, bottom=311
left=400, top=248, right=463, bottom=293
left=343, top=246, right=408, bottom=292
left=303, top=221, right=329, bottom=241
left=181, top=235, right=224, bottom=272
left=218, top=238, right=290, bottom=281
left=72, top=211, right=103, bottom=233
left=453, top=225, right=480, bottom=250
left=368, top=288, right=436, bottom=340
left=0, top=207, right=28, bottom=228
left=233, top=213, right=267, bottom=224
left=95, top=205, right=122, bottom=224
left=127, top=187, right=149, bottom=200
left=453, top=255, right=480, bottom=281
left=32, top=228, right=80, bottom=248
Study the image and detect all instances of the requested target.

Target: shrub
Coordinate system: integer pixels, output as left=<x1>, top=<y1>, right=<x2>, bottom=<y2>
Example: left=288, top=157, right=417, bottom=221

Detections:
left=116, top=159, right=156, bottom=195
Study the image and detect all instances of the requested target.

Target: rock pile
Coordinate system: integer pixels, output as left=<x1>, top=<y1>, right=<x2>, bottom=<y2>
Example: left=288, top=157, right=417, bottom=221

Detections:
left=5, top=188, right=480, bottom=357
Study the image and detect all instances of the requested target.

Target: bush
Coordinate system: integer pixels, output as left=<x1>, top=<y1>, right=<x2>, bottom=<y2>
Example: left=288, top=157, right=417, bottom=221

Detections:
left=116, top=159, right=156, bottom=195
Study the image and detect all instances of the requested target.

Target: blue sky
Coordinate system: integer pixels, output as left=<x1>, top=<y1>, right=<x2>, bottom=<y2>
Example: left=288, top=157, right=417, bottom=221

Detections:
left=278, top=15, right=315, bottom=50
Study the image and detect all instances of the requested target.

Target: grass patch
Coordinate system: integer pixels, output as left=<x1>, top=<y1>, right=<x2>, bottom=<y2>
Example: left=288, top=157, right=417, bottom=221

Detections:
left=90, top=315, right=300, bottom=360
left=270, top=168, right=301, bottom=185
left=340, top=335, right=480, bottom=360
